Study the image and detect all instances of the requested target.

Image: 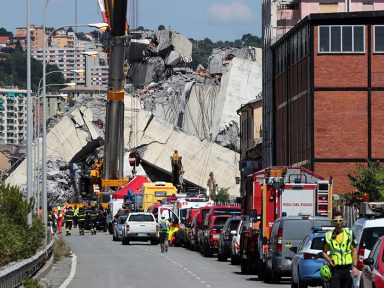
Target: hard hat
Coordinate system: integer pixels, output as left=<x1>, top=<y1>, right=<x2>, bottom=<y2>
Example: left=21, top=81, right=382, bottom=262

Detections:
left=320, top=264, right=332, bottom=281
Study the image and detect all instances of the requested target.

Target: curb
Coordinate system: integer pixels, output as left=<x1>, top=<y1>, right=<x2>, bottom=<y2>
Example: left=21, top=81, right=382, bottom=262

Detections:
left=33, top=254, right=54, bottom=282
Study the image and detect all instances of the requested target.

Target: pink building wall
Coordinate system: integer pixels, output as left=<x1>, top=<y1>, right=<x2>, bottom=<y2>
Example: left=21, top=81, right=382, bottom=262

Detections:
left=277, top=0, right=384, bottom=32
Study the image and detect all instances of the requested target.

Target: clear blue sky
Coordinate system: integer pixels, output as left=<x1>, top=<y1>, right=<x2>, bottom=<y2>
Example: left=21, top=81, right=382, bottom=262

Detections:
left=1, top=0, right=261, bottom=41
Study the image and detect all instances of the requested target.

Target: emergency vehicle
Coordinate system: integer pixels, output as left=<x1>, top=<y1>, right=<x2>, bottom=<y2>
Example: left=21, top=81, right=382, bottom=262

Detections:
left=239, top=166, right=332, bottom=278
left=173, top=196, right=214, bottom=246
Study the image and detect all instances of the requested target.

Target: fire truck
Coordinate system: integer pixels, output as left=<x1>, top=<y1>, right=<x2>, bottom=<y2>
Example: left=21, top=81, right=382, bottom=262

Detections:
left=239, top=166, right=333, bottom=277
left=173, top=196, right=214, bottom=246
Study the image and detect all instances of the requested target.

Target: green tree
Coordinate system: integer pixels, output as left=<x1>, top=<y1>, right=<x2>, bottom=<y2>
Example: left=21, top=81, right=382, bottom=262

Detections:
left=346, top=161, right=384, bottom=205
left=158, top=25, right=166, bottom=31
left=0, top=49, right=64, bottom=91
left=0, top=27, right=13, bottom=38
left=134, top=26, right=145, bottom=31
left=210, top=187, right=230, bottom=204
left=189, top=33, right=262, bottom=69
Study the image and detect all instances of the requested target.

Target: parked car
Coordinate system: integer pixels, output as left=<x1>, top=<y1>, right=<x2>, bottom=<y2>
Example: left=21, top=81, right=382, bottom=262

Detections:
left=184, top=208, right=199, bottom=249
left=353, top=211, right=384, bottom=287
left=218, top=217, right=241, bottom=262
left=266, top=216, right=332, bottom=283
left=360, top=235, right=384, bottom=288
left=198, top=206, right=241, bottom=252
left=201, top=215, right=231, bottom=257
left=113, top=214, right=128, bottom=241
left=190, top=213, right=199, bottom=251
left=291, top=227, right=332, bottom=288
left=231, top=220, right=242, bottom=265
left=122, top=212, right=158, bottom=245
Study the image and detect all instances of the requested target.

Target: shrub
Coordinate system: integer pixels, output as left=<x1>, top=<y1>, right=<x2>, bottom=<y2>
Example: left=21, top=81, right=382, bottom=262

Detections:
left=0, top=184, right=44, bottom=266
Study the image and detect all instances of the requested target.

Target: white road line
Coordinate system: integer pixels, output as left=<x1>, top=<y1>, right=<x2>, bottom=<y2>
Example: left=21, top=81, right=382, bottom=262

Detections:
left=58, top=253, right=77, bottom=288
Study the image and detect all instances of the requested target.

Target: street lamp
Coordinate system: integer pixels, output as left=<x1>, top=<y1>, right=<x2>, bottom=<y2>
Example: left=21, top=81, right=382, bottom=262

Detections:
left=42, top=0, right=108, bottom=246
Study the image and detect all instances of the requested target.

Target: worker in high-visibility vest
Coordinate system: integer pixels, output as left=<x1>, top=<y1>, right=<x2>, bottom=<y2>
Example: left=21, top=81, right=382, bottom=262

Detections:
left=65, top=207, right=74, bottom=236
left=77, top=208, right=86, bottom=236
left=73, top=205, right=79, bottom=228
left=158, top=216, right=170, bottom=253
left=322, top=211, right=359, bottom=288
left=90, top=207, right=98, bottom=235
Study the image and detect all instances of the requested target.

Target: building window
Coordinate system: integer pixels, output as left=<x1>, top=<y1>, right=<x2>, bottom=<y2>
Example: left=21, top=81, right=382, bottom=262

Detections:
left=374, top=25, right=384, bottom=52
left=319, top=25, right=365, bottom=53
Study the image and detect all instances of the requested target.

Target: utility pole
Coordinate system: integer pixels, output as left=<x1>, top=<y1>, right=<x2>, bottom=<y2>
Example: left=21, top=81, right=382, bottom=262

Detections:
left=26, top=0, right=33, bottom=225
left=42, top=0, right=50, bottom=246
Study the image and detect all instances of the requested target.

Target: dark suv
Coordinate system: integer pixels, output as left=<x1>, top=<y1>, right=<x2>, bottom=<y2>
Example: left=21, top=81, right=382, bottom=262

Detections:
left=218, top=217, right=241, bottom=261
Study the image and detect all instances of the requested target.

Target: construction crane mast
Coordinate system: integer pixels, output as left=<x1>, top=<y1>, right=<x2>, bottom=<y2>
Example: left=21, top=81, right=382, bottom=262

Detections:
left=101, top=0, right=128, bottom=188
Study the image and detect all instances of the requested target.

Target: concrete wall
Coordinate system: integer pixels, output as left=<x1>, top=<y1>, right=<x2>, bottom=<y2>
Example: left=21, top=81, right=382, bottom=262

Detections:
left=216, top=55, right=262, bottom=135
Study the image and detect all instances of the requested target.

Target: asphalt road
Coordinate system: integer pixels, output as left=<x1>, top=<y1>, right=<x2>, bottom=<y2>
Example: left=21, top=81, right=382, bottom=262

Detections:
left=64, top=230, right=291, bottom=288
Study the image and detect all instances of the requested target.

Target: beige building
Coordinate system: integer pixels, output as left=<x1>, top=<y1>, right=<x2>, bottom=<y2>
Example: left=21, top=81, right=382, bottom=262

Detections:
left=50, top=29, right=76, bottom=48
left=237, top=96, right=263, bottom=193
left=13, top=25, right=45, bottom=49
left=238, top=97, right=263, bottom=161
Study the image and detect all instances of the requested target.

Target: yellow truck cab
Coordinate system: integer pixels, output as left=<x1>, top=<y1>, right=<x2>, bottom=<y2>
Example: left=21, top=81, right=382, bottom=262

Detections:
left=141, top=182, right=177, bottom=211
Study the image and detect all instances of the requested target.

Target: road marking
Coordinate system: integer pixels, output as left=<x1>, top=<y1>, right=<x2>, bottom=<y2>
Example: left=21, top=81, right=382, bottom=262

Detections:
left=58, top=253, right=77, bottom=288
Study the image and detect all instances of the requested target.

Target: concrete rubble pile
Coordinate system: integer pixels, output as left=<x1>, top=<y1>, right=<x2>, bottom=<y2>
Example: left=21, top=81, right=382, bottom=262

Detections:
left=6, top=30, right=262, bottom=204
left=127, top=30, right=193, bottom=88
left=133, top=43, right=262, bottom=151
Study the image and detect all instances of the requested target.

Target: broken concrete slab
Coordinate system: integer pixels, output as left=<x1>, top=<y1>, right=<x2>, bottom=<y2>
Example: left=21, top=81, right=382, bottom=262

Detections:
left=164, top=50, right=181, bottom=66
left=124, top=96, right=240, bottom=196
left=171, top=32, right=193, bottom=63
left=215, top=56, right=262, bottom=134
left=127, top=57, right=165, bottom=88
left=208, top=47, right=260, bottom=75
left=128, top=39, right=150, bottom=62
left=6, top=109, right=98, bottom=188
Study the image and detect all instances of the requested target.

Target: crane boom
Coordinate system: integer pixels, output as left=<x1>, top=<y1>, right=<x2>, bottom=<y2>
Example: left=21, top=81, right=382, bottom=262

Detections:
left=97, top=0, right=108, bottom=24
left=102, top=0, right=128, bottom=188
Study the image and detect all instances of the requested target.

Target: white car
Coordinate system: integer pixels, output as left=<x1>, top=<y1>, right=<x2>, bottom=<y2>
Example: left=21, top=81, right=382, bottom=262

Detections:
left=352, top=203, right=384, bottom=287
left=230, top=220, right=242, bottom=264
left=122, top=212, right=158, bottom=245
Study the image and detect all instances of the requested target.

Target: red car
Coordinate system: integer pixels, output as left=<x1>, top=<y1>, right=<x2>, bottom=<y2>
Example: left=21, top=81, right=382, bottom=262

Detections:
left=360, top=235, right=384, bottom=288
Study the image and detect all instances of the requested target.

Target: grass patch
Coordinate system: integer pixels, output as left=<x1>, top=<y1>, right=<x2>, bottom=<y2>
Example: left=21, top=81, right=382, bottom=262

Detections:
left=23, top=278, right=41, bottom=288
left=53, top=237, right=71, bottom=262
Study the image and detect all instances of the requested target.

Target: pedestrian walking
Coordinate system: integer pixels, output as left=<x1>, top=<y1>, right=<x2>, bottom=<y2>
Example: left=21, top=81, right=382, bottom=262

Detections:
left=90, top=207, right=98, bottom=235
left=65, top=206, right=74, bottom=236
left=322, top=211, right=359, bottom=288
left=158, top=216, right=170, bottom=253
left=77, top=207, right=86, bottom=235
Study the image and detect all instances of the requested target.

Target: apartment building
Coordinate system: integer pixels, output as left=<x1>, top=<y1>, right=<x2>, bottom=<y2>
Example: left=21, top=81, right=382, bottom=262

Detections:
left=0, top=88, right=28, bottom=145
left=271, top=11, right=384, bottom=194
left=30, top=28, right=108, bottom=87
left=13, top=25, right=45, bottom=49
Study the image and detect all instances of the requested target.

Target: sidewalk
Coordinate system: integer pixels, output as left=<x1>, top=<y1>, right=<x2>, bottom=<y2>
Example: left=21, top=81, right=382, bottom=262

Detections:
left=39, top=252, right=72, bottom=288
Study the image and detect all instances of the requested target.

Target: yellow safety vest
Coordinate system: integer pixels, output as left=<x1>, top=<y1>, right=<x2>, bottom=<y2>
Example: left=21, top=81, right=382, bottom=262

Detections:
left=325, top=228, right=353, bottom=265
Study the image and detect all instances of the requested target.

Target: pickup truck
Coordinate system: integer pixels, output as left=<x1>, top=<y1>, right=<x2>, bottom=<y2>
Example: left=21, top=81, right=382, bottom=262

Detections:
left=122, top=212, right=158, bottom=245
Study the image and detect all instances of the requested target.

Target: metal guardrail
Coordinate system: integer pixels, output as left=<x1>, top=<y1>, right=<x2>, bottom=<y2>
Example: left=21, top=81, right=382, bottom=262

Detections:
left=0, top=239, right=54, bottom=288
